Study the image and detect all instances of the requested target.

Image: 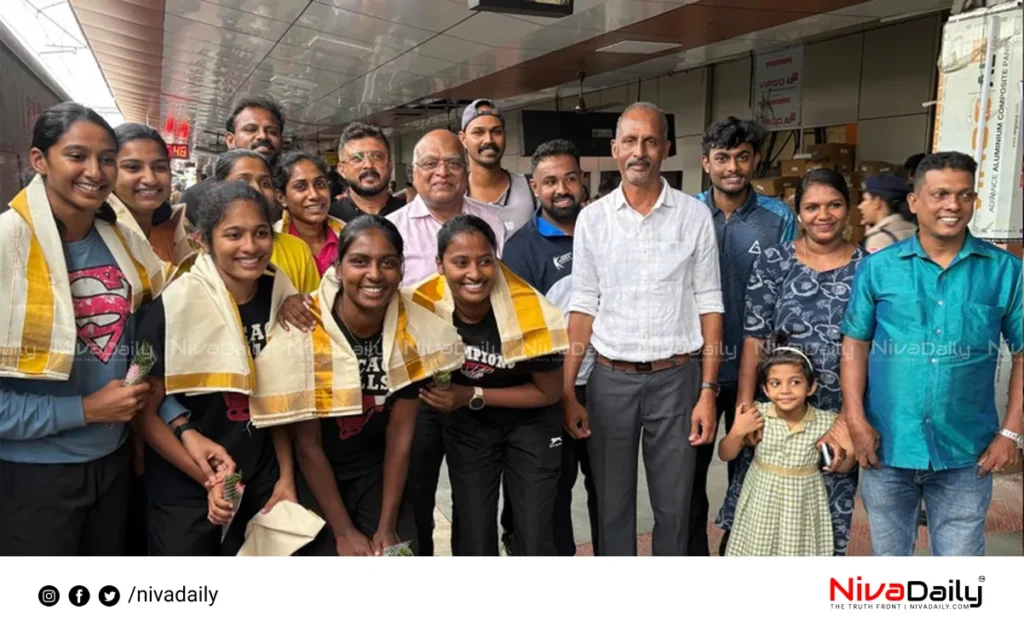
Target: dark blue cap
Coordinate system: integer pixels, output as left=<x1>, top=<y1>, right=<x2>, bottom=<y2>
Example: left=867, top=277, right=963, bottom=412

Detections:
left=864, top=173, right=910, bottom=198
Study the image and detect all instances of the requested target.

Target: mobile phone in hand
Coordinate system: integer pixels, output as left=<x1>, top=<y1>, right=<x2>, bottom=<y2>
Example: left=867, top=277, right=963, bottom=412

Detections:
left=819, top=444, right=833, bottom=470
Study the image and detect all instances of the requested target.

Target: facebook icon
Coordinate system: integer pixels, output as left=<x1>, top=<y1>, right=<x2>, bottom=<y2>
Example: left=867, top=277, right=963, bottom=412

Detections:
left=69, top=585, right=90, bottom=607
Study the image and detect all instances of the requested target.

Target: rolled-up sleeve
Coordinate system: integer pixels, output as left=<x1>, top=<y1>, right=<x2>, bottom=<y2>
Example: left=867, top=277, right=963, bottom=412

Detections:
left=567, top=209, right=599, bottom=317
left=693, top=208, right=724, bottom=315
left=841, top=260, right=878, bottom=342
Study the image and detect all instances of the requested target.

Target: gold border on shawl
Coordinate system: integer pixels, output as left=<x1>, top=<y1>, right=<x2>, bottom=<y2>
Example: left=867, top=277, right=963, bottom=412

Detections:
left=109, top=224, right=154, bottom=306
left=10, top=191, right=58, bottom=375
left=166, top=372, right=251, bottom=393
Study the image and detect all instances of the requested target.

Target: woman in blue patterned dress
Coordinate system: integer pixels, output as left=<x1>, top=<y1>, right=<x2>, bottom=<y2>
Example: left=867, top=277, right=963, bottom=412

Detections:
left=716, top=168, right=867, bottom=556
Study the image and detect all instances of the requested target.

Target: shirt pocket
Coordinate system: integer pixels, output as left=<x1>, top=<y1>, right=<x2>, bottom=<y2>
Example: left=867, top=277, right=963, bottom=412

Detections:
left=957, top=302, right=1004, bottom=353
left=651, top=239, right=691, bottom=285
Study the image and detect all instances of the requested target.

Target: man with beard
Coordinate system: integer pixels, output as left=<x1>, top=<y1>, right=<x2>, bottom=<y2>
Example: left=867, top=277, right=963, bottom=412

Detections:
left=565, top=102, right=723, bottom=556
left=502, top=139, right=599, bottom=556
left=460, top=99, right=536, bottom=236
left=182, top=96, right=286, bottom=224
left=329, top=122, right=405, bottom=222
left=689, top=117, right=796, bottom=556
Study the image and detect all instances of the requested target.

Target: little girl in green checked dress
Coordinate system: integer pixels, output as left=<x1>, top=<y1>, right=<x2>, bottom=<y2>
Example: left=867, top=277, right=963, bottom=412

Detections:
left=719, top=336, right=852, bottom=556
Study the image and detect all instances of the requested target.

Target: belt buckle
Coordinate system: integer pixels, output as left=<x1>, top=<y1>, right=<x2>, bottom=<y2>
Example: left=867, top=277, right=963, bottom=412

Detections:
left=634, top=361, right=653, bottom=373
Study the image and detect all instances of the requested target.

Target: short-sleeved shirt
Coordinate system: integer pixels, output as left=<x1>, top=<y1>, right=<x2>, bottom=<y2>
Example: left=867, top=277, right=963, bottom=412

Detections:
left=695, top=187, right=797, bottom=384
left=467, top=171, right=536, bottom=237
left=135, top=274, right=278, bottom=503
left=841, top=233, right=1024, bottom=471
left=744, top=242, right=866, bottom=412
left=319, top=313, right=421, bottom=481
left=328, top=194, right=405, bottom=223
left=450, top=309, right=563, bottom=426
left=502, top=212, right=595, bottom=385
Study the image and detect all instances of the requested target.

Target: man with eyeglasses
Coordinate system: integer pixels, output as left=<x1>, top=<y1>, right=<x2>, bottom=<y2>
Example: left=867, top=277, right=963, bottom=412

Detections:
left=329, top=122, right=406, bottom=222
left=389, top=129, right=507, bottom=288
left=460, top=99, right=536, bottom=236
left=840, top=151, right=1023, bottom=556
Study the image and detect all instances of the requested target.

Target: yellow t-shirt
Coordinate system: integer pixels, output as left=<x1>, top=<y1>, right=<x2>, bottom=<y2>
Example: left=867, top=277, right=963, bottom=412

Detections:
left=271, top=233, right=320, bottom=294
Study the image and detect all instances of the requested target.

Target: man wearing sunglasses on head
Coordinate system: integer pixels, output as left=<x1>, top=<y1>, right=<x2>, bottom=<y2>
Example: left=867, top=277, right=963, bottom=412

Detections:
left=329, top=123, right=406, bottom=222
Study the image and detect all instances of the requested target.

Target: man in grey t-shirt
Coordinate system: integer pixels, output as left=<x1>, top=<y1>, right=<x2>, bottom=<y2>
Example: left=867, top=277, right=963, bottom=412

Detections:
left=460, top=98, right=536, bottom=236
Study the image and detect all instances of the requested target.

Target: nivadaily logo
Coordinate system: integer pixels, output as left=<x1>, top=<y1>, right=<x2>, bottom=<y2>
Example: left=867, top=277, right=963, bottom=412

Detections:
left=829, top=576, right=984, bottom=610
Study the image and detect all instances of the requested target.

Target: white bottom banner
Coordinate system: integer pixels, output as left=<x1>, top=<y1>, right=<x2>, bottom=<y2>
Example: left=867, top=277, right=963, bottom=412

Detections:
left=0, top=556, right=1018, bottom=631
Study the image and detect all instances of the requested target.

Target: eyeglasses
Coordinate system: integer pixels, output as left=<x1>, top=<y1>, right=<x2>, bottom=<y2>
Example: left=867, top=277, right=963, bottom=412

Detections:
left=415, top=157, right=467, bottom=172
left=344, top=151, right=388, bottom=166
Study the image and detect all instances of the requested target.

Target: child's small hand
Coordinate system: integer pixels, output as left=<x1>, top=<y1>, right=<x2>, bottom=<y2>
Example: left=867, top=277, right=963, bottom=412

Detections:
left=732, top=403, right=764, bottom=437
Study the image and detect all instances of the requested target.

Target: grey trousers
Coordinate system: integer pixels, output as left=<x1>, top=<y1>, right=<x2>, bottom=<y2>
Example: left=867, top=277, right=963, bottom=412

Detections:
left=586, top=360, right=700, bottom=556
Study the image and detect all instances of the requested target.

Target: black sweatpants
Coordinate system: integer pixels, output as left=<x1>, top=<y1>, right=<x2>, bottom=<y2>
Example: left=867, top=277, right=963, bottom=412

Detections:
left=407, top=406, right=448, bottom=556
left=299, top=468, right=417, bottom=556
left=0, top=443, right=130, bottom=556
left=444, top=406, right=562, bottom=556
left=501, top=385, right=599, bottom=556
left=147, top=471, right=276, bottom=556
left=687, top=384, right=738, bottom=556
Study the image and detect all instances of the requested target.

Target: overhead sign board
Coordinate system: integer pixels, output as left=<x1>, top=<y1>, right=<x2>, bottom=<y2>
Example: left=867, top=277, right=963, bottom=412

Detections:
left=469, top=0, right=573, bottom=19
left=753, top=45, right=804, bottom=129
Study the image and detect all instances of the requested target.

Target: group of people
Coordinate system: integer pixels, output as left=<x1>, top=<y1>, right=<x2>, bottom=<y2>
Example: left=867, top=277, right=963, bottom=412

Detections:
left=0, top=93, right=1020, bottom=558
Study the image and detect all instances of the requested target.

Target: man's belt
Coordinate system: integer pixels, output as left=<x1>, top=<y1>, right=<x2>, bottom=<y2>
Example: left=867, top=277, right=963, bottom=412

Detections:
left=596, top=352, right=698, bottom=374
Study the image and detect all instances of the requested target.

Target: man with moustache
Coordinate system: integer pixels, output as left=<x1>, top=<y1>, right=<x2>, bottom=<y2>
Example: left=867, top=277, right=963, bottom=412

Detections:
left=688, top=117, right=796, bottom=556
left=460, top=99, right=536, bottom=236
left=841, top=151, right=1022, bottom=556
left=182, top=96, right=286, bottom=223
left=390, top=129, right=509, bottom=555
left=389, top=129, right=508, bottom=287
left=502, top=139, right=599, bottom=556
left=565, top=102, right=724, bottom=556
left=329, top=122, right=405, bottom=222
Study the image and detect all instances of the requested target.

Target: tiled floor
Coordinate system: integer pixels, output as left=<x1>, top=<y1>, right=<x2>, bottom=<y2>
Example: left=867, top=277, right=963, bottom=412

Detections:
left=431, top=447, right=1023, bottom=557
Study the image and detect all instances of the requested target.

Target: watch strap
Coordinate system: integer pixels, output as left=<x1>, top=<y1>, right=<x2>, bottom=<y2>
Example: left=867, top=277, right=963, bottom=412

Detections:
left=173, top=421, right=198, bottom=440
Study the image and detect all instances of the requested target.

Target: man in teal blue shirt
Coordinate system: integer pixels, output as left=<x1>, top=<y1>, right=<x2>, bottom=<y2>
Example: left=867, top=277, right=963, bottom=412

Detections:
left=840, top=151, right=1023, bottom=556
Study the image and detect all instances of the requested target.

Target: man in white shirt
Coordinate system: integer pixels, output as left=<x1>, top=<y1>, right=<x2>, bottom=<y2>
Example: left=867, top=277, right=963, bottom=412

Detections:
left=565, top=102, right=724, bottom=556
left=460, top=99, right=536, bottom=236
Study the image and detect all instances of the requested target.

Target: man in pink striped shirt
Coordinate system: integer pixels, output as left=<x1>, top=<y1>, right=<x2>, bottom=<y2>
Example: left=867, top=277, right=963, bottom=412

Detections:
left=388, top=130, right=507, bottom=287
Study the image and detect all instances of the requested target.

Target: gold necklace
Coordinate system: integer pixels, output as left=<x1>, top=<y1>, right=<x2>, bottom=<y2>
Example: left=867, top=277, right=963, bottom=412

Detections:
left=802, top=236, right=847, bottom=270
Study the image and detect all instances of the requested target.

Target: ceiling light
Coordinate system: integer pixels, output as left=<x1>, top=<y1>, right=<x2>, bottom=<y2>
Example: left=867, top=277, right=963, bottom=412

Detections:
left=309, top=35, right=376, bottom=54
left=594, top=40, right=680, bottom=55
left=270, top=75, right=318, bottom=90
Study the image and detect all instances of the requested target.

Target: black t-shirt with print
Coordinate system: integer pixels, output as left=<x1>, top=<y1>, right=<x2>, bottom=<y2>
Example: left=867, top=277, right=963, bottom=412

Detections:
left=319, top=311, right=421, bottom=481
left=135, top=274, right=278, bottom=503
left=450, top=309, right=563, bottom=425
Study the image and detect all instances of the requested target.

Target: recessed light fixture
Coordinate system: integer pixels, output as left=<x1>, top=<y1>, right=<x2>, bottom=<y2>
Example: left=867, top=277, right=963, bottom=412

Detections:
left=270, top=75, right=319, bottom=90
left=309, top=35, right=376, bottom=54
left=595, top=40, right=680, bottom=55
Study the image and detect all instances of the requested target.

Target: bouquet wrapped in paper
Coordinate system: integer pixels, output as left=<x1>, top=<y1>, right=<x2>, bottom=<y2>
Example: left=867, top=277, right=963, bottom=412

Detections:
left=432, top=370, right=452, bottom=391
left=124, top=341, right=156, bottom=386
left=221, top=471, right=244, bottom=543
left=381, top=540, right=414, bottom=556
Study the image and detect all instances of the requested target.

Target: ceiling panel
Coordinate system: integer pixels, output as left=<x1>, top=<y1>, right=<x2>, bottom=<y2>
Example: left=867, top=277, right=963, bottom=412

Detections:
left=267, top=41, right=400, bottom=76
left=165, top=0, right=292, bottom=40
left=194, top=0, right=309, bottom=22
left=295, top=4, right=437, bottom=50
left=313, top=0, right=473, bottom=33
left=163, top=13, right=277, bottom=57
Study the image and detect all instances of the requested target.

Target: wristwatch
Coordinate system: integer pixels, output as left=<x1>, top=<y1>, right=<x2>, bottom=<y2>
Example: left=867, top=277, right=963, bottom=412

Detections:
left=701, top=381, right=721, bottom=396
left=468, top=386, right=486, bottom=411
left=173, top=421, right=198, bottom=440
left=998, top=428, right=1023, bottom=449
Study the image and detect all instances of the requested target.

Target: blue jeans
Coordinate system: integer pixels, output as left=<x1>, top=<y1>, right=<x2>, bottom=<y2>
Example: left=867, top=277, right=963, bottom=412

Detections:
left=861, top=466, right=992, bottom=556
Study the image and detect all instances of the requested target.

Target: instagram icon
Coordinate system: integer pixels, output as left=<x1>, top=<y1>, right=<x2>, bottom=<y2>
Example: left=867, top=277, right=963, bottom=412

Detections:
left=38, top=586, right=60, bottom=607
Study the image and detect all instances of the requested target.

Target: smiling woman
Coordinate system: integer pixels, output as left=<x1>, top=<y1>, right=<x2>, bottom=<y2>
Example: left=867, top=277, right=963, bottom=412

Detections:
left=132, top=181, right=300, bottom=556
left=0, top=102, right=166, bottom=556
left=273, top=151, right=344, bottom=277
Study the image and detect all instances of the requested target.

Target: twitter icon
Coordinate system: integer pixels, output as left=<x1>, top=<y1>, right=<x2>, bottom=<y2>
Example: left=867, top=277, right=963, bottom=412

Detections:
left=99, top=586, right=120, bottom=607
